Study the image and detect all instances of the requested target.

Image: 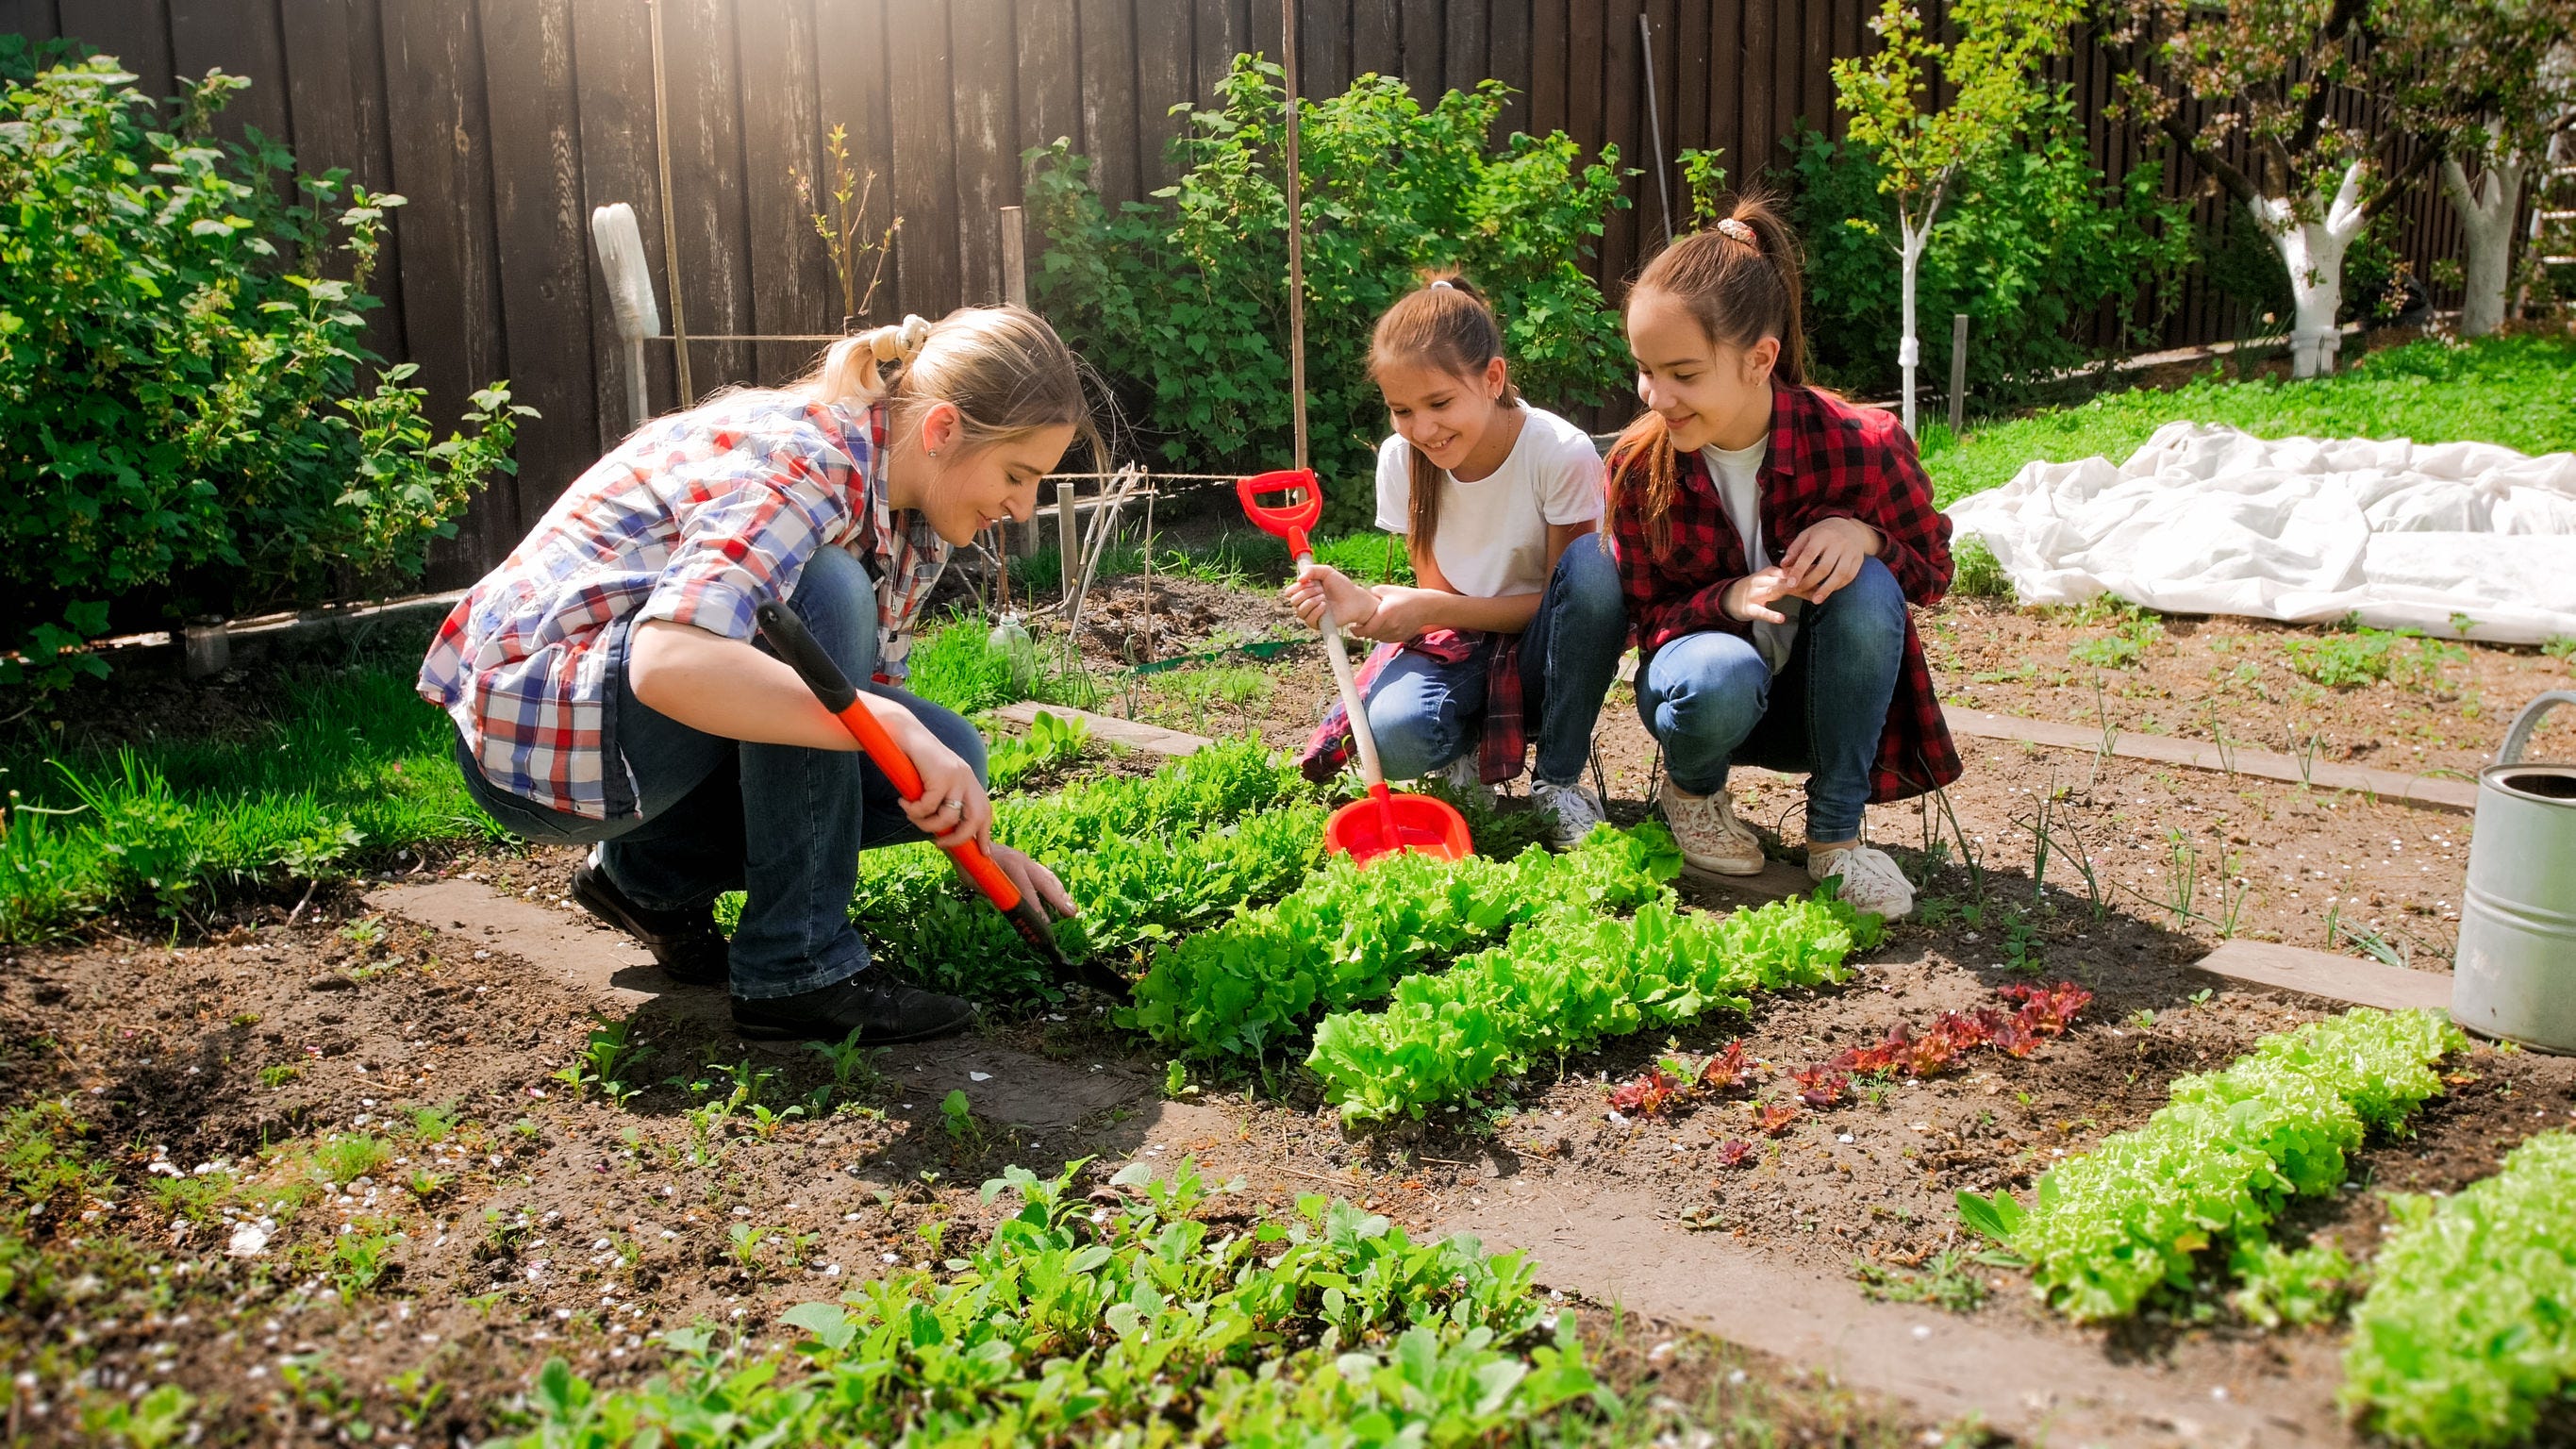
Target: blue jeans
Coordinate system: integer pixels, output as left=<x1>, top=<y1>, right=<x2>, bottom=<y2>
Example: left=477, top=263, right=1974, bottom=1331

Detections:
left=1363, top=531, right=1625, bottom=787
left=1636, top=555, right=1906, bottom=843
left=452, top=545, right=983, bottom=999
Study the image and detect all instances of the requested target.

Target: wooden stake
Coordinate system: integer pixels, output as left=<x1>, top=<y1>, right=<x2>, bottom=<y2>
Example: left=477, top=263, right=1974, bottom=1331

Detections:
left=1001, top=204, right=1028, bottom=308
left=1948, top=313, right=1969, bottom=435
left=1282, top=0, right=1307, bottom=474
left=647, top=0, right=692, bottom=406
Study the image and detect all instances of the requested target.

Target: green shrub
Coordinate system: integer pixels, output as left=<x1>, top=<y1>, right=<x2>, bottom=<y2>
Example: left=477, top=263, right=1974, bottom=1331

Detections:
left=1028, top=56, right=1631, bottom=531
left=1794, top=91, right=2194, bottom=408
left=0, top=44, right=526, bottom=691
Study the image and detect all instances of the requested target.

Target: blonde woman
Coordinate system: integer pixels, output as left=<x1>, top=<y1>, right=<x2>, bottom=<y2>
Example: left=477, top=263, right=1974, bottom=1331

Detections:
left=420, top=307, right=1091, bottom=1043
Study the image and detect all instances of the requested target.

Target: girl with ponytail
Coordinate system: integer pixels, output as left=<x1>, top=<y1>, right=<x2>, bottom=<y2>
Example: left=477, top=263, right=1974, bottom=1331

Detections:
left=420, top=307, right=1095, bottom=1043
left=1607, top=197, right=1958, bottom=920
left=1287, top=274, right=1626, bottom=848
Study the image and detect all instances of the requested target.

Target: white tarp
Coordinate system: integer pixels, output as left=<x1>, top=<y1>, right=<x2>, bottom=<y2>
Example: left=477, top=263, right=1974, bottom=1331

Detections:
left=1946, top=421, right=2576, bottom=644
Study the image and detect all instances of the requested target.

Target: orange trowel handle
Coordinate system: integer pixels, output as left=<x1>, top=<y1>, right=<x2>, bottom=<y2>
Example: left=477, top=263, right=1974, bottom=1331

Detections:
left=753, top=601, right=1022, bottom=913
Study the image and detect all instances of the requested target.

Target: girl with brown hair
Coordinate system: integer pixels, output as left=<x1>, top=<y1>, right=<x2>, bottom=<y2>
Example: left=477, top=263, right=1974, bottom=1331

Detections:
left=1288, top=275, right=1626, bottom=848
left=420, top=307, right=1091, bottom=1043
left=1608, top=199, right=1960, bottom=919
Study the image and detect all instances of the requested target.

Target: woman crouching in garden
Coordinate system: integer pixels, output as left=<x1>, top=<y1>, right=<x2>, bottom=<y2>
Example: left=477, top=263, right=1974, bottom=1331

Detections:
left=1287, top=275, right=1627, bottom=848
left=1608, top=199, right=1959, bottom=920
left=419, top=308, right=1088, bottom=1043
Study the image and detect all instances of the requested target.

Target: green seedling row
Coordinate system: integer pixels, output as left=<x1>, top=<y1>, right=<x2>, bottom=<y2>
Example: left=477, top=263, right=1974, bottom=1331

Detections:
left=1308, top=890, right=1884, bottom=1123
left=2340, top=1130, right=2576, bottom=1449
left=1966, top=1007, right=2467, bottom=1323
left=1122, top=824, right=1686, bottom=1063
left=508, top=1158, right=1601, bottom=1448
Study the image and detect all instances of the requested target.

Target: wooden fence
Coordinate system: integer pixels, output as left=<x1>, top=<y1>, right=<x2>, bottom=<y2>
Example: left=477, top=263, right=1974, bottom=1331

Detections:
left=4, top=0, right=2467, bottom=582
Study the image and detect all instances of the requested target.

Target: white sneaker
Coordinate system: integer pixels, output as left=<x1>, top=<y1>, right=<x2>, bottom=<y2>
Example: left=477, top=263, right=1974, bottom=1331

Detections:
left=1657, top=779, right=1766, bottom=874
left=1436, top=752, right=1494, bottom=809
left=1806, top=843, right=1916, bottom=921
left=1529, top=779, right=1609, bottom=849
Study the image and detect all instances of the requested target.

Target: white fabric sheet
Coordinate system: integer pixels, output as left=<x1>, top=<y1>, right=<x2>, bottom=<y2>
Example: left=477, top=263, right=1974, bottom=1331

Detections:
left=1945, top=422, right=2576, bottom=644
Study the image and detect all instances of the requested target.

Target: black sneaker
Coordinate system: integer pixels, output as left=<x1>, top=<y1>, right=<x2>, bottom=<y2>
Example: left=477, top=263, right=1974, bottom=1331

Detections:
left=731, top=974, right=977, bottom=1045
left=570, top=857, right=730, bottom=989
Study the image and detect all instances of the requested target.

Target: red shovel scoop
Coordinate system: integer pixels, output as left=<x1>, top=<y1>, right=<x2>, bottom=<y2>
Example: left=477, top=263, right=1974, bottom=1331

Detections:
left=1238, top=469, right=1471, bottom=865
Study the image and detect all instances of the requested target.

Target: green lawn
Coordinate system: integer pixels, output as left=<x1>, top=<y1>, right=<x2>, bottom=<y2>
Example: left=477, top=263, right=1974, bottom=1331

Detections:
left=1920, top=333, right=2576, bottom=508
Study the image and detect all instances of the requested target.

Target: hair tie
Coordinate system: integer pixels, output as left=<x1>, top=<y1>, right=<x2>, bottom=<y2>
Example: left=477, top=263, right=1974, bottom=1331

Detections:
left=1428, top=278, right=1455, bottom=291
left=1715, top=218, right=1754, bottom=244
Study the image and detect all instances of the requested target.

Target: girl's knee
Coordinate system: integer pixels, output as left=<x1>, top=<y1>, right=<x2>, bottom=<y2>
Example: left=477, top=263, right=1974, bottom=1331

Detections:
left=1820, top=556, right=1905, bottom=627
left=1553, top=532, right=1624, bottom=627
left=1648, top=635, right=1769, bottom=714
left=1365, top=700, right=1460, bottom=780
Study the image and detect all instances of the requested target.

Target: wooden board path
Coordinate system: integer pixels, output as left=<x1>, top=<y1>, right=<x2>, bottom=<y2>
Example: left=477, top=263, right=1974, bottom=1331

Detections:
left=1944, top=705, right=2479, bottom=814
left=991, top=701, right=1211, bottom=757
left=2190, top=939, right=2454, bottom=1014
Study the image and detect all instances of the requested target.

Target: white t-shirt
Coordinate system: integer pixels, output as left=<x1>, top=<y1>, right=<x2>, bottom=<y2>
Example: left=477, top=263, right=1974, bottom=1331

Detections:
left=1701, top=438, right=1797, bottom=671
left=1373, top=405, right=1604, bottom=599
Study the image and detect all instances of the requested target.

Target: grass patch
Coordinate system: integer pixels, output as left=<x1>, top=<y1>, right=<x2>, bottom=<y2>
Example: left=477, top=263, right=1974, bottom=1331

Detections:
left=0, top=663, right=496, bottom=941
left=1923, top=333, right=2576, bottom=508
left=1013, top=527, right=1413, bottom=596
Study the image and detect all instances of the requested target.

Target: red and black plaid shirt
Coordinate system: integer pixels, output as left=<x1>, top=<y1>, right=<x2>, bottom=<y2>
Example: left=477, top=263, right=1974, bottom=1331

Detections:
left=1606, top=384, right=1961, bottom=804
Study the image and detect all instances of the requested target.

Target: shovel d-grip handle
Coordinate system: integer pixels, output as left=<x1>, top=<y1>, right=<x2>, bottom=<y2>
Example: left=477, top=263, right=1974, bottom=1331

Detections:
left=1237, top=469, right=1321, bottom=563
left=755, top=601, right=1081, bottom=975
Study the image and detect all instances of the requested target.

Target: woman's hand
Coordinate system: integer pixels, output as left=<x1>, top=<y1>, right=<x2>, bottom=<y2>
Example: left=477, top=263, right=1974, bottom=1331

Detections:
left=898, top=724, right=992, bottom=849
left=990, top=844, right=1078, bottom=919
left=1777, top=517, right=1881, bottom=604
left=1282, top=565, right=1379, bottom=635
left=1721, top=567, right=1803, bottom=625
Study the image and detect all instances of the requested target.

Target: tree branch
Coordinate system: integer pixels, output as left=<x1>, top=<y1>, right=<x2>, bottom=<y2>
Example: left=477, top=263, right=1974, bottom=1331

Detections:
left=2359, top=140, right=2443, bottom=225
left=2166, top=112, right=2259, bottom=204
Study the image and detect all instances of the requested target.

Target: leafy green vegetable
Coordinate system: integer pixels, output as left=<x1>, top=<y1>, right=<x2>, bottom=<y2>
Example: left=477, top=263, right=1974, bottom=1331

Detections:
left=985, top=708, right=1089, bottom=794
left=2229, top=1237, right=2357, bottom=1330
left=2000, top=1007, right=2465, bottom=1322
left=2342, top=1131, right=2576, bottom=1448
left=1123, top=824, right=1684, bottom=1062
left=508, top=1158, right=1601, bottom=1447
left=1308, top=890, right=1883, bottom=1123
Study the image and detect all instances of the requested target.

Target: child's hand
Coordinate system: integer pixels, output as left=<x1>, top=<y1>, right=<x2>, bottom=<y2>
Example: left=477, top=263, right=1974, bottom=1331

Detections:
left=1778, top=517, right=1881, bottom=603
left=1282, top=565, right=1377, bottom=634
left=1722, top=567, right=1802, bottom=625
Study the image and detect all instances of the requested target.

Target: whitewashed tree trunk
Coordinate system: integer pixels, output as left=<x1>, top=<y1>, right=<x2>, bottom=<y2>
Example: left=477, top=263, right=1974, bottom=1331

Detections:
left=2250, top=162, right=2368, bottom=378
left=2442, top=152, right=2527, bottom=338
left=1899, top=220, right=1927, bottom=435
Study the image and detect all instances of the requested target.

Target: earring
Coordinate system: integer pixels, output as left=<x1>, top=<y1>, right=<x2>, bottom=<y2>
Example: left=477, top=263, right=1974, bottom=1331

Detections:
left=928, top=448, right=939, bottom=458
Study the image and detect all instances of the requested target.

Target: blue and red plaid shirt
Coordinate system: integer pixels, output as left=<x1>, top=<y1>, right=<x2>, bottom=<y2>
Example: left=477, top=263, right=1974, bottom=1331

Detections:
left=419, top=394, right=949, bottom=820
left=1606, top=383, right=1961, bottom=804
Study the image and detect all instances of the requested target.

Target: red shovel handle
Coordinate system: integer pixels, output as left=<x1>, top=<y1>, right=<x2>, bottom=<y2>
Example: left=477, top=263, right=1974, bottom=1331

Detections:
left=1237, top=468, right=1320, bottom=562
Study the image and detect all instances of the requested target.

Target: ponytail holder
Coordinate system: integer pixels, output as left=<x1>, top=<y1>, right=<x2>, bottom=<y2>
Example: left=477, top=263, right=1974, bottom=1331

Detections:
left=868, top=313, right=933, bottom=365
left=1714, top=218, right=1754, bottom=244
left=1428, top=278, right=1455, bottom=291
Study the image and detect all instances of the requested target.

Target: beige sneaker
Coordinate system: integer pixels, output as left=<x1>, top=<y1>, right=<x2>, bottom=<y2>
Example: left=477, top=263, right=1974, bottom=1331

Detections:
left=1806, top=843, right=1916, bottom=922
left=1658, top=779, right=1766, bottom=874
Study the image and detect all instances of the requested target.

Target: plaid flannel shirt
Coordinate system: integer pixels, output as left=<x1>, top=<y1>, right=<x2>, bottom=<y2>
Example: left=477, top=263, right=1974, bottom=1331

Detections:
left=1606, top=384, right=1961, bottom=804
left=418, top=394, right=950, bottom=820
left=1296, top=630, right=1525, bottom=786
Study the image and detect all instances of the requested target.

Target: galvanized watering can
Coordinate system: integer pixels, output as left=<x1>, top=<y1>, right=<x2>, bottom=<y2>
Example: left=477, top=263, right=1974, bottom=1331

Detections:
left=2453, top=691, right=2576, bottom=1053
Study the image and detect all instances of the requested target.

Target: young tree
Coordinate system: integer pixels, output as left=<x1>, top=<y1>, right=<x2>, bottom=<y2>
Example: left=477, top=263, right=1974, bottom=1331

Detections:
left=2384, top=2, right=2575, bottom=335
left=2099, top=0, right=2439, bottom=375
left=1834, top=0, right=2080, bottom=435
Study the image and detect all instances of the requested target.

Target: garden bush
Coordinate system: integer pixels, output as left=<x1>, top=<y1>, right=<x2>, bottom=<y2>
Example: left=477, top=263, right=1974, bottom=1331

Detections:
left=0, top=44, right=525, bottom=691
left=1026, top=56, right=1630, bottom=530
left=1794, top=90, right=2194, bottom=408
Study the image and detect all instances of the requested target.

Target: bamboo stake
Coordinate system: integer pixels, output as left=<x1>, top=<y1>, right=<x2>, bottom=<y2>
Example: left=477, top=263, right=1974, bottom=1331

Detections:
left=1282, top=0, right=1307, bottom=473
left=647, top=0, right=692, bottom=406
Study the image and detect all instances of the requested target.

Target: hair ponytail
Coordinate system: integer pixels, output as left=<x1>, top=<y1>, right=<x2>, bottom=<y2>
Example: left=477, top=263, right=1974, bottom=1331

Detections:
left=1609, top=191, right=1806, bottom=558
left=1368, top=271, right=1521, bottom=561
left=796, top=304, right=1101, bottom=470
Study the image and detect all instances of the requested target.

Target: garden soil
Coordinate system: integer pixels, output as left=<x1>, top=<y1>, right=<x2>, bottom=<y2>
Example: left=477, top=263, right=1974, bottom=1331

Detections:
left=9, top=584, right=2576, bottom=1444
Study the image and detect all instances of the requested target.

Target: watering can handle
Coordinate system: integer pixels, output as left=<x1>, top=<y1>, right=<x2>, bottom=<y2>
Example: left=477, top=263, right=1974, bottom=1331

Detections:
left=2496, top=691, right=2576, bottom=768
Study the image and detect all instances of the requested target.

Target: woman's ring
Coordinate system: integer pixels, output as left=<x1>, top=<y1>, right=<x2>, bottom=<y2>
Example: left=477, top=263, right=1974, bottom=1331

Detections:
left=942, top=798, right=963, bottom=812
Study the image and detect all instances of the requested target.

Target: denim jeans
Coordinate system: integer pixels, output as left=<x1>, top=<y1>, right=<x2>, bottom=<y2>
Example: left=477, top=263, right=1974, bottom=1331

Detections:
left=1635, top=555, right=1906, bottom=843
left=1362, top=530, right=1625, bottom=787
left=452, top=545, right=984, bottom=999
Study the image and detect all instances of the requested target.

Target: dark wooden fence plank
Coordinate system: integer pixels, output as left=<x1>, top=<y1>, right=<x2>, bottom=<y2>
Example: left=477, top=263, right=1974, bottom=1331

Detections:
left=662, top=0, right=756, bottom=391
left=1709, top=0, right=1743, bottom=175
left=1075, top=0, right=1138, bottom=201
left=56, top=0, right=172, bottom=103
left=1641, top=0, right=1677, bottom=246
left=1192, top=0, right=1252, bottom=103
left=1351, top=0, right=1396, bottom=85
left=1302, top=0, right=1354, bottom=97
left=1527, top=0, right=1564, bottom=134
left=379, top=0, right=511, bottom=583
left=1395, top=0, right=1437, bottom=100
left=886, top=5, right=962, bottom=317
left=1672, top=0, right=1709, bottom=194
left=1013, top=0, right=1081, bottom=168
left=1801, top=0, right=1829, bottom=152
left=1599, top=0, right=1641, bottom=286
left=279, top=0, right=406, bottom=365
left=571, top=0, right=673, bottom=442
left=1738, top=0, right=1772, bottom=175
left=0, top=0, right=60, bottom=42
left=167, top=0, right=291, bottom=146
left=1442, top=0, right=1484, bottom=95
left=1487, top=0, right=1530, bottom=136
left=950, top=0, right=1019, bottom=304
left=733, top=0, right=833, bottom=378
left=477, top=0, right=597, bottom=527
left=1134, top=0, right=1192, bottom=192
